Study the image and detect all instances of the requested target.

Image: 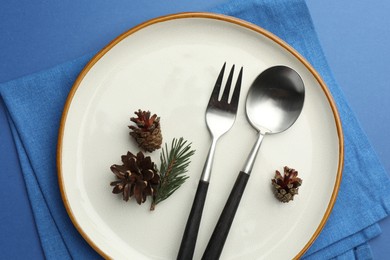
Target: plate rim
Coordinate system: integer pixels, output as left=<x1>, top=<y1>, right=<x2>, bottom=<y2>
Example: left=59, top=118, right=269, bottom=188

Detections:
left=57, top=12, right=344, bottom=259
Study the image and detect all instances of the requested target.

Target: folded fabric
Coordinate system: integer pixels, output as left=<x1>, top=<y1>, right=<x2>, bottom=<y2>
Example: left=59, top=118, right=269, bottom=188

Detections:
left=0, top=0, right=389, bottom=259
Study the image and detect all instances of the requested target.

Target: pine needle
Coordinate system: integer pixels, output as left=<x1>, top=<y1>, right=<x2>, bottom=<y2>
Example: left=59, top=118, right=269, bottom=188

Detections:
left=150, top=137, right=195, bottom=210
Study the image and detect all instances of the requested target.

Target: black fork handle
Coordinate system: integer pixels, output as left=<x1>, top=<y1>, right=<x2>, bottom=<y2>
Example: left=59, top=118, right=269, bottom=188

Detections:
left=202, top=171, right=250, bottom=260
left=177, top=180, right=209, bottom=260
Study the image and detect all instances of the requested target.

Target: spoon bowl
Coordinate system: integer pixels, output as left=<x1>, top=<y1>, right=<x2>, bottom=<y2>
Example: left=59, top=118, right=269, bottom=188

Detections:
left=246, top=65, right=305, bottom=134
left=242, top=65, right=305, bottom=173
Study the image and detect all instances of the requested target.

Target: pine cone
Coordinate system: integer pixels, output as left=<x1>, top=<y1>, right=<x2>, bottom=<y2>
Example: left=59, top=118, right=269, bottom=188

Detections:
left=129, top=110, right=162, bottom=152
left=110, top=151, right=160, bottom=204
left=271, top=166, right=302, bottom=203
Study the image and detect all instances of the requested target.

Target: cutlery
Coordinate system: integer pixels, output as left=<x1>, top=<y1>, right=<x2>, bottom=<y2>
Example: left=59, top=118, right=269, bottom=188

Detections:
left=202, top=66, right=305, bottom=259
left=177, top=63, right=243, bottom=260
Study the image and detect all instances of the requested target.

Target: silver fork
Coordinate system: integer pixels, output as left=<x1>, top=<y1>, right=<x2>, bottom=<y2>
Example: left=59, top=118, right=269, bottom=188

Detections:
left=177, top=63, right=243, bottom=260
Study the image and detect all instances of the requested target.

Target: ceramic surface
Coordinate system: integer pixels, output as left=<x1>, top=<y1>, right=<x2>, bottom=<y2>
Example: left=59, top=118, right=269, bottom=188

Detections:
left=58, top=13, right=343, bottom=259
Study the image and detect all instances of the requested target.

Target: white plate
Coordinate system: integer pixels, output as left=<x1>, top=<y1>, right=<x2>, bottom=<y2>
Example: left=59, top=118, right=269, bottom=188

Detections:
left=58, top=13, right=343, bottom=260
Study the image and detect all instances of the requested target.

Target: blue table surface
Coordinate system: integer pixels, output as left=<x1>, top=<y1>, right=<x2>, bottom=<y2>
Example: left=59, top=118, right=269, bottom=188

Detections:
left=1, top=1, right=389, bottom=259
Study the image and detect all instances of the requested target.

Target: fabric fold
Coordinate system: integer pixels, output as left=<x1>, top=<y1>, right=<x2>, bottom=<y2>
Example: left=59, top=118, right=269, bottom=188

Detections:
left=1, top=54, right=100, bottom=259
left=8, top=117, right=73, bottom=259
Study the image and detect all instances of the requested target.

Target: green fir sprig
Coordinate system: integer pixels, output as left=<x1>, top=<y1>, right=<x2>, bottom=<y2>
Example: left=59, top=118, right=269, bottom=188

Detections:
left=150, top=137, right=195, bottom=210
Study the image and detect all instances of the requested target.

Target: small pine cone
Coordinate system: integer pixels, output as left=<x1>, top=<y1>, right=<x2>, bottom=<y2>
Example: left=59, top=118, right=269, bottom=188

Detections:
left=271, top=166, right=302, bottom=203
left=129, top=110, right=162, bottom=152
left=110, top=151, right=160, bottom=204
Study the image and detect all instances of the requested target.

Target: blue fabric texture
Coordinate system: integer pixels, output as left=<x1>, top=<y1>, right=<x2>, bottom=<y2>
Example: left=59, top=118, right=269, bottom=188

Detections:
left=0, top=0, right=389, bottom=259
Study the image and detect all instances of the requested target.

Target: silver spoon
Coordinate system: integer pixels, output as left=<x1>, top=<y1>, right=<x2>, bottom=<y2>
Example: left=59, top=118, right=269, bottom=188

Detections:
left=202, top=66, right=305, bottom=259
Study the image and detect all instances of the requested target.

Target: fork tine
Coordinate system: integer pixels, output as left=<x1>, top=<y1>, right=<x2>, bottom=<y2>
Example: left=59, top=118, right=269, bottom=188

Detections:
left=210, top=62, right=226, bottom=102
left=221, top=65, right=235, bottom=102
left=230, top=67, right=243, bottom=110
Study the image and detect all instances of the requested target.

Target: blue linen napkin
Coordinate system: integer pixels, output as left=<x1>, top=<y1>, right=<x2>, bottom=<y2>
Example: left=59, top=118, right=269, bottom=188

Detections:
left=1, top=0, right=389, bottom=259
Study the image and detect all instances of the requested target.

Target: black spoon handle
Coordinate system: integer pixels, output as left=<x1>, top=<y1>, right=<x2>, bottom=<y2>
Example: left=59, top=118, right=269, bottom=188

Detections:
left=202, top=171, right=250, bottom=260
left=177, top=180, right=209, bottom=260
